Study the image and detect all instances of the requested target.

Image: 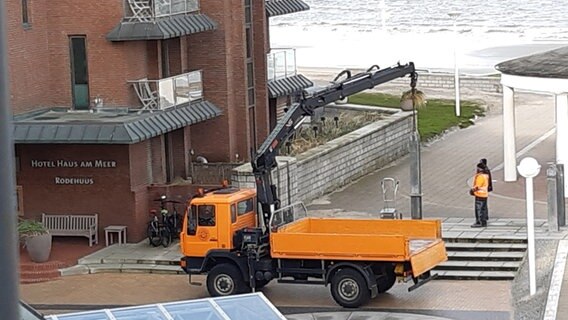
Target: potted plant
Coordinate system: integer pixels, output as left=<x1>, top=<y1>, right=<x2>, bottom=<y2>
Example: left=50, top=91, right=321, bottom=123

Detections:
left=18, top=219, right=52, bottom=263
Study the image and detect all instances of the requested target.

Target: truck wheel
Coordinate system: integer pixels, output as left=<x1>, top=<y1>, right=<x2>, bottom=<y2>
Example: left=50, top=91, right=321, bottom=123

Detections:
left=377, top=268, right=396, bottom=293
left=330, top=268, right=370, bottom=308
left=207, top=264, right=245, bottom=297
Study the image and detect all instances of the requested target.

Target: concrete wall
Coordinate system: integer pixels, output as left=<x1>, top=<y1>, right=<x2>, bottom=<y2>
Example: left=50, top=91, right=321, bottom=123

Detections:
left=378, top=73, right=502, bottom=94
left=232, top=111, right=413, bottom=204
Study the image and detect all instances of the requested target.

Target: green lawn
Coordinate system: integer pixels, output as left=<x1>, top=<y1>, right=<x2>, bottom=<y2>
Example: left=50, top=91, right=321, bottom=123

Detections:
left=348, top=92, right=485, bottom=141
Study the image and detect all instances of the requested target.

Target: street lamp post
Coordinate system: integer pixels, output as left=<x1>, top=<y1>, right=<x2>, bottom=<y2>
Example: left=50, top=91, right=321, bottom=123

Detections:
left=0, top=0, right=20, bottom=318
left=518, top=157, right=541, bottom=296
left=448, top=12, right=461, bottom=117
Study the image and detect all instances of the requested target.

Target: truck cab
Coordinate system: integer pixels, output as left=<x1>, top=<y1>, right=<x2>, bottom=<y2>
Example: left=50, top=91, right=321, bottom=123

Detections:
left=180, top=188, right=258, bottom=257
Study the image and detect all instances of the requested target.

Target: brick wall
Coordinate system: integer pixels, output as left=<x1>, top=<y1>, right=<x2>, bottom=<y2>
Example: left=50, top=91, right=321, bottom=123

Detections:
left=232, top=111, right=413, bottom=204
left=15, top=144, right=136, bottom=241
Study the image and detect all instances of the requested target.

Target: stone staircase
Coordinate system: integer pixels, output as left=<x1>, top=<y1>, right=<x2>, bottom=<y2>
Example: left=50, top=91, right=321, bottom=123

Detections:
left=433, top=236, right=527, bottom=280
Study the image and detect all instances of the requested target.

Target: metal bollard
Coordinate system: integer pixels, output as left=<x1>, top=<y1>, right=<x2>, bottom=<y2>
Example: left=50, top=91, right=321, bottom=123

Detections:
left=557, top=164, right=566, bottom=226
left=547, top=164, right=559, bottom=231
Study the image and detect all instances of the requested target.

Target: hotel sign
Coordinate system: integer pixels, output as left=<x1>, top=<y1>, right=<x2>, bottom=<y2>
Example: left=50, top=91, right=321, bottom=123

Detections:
left=30, top=159, right=117, bottom=185
left=31, top=160, right=117, bottom=168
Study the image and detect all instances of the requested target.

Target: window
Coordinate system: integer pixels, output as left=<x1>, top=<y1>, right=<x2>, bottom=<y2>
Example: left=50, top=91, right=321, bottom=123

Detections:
left=237, top=198, right=254, bottom=216
left=231, top=204, right=237, bottom=223
left=69, top=36, right=90, bottom=109
left=248, top=106, right=256, bottom=148
left=188, top=205, right=198, bottom=235
left=198, top=205, right=215, bottom=226
left=22, top=0, right=30, bottom=25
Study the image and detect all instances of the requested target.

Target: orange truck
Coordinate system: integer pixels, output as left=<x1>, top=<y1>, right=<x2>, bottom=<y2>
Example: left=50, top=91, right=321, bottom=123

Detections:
left=179, top=63, right=447, bottom=307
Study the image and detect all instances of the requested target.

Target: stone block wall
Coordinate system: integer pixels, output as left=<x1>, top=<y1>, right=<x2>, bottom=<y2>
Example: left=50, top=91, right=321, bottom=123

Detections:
left=382, top=73, right=502, bottom=94
left=232, top=111, right=413, bottom=204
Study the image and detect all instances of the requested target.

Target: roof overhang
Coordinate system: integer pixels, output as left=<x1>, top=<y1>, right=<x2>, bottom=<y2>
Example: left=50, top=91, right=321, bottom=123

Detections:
left=266, top=0, right=309, bottom=17
left=13, top=101, right=222, bottom=144
left=268, top=74, right=313, bottom=98
left=107, top=13, right=217, bottom=41
left=500, top=73, right=568, bottom=95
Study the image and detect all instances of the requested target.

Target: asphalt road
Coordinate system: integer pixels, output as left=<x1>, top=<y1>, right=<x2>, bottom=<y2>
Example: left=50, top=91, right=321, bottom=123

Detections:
left=21, top=273, right=512, bottom=320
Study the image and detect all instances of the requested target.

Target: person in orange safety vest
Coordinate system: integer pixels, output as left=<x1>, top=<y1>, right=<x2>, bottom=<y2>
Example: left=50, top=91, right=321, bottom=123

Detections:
left=470, top=162, right=489, bottom=228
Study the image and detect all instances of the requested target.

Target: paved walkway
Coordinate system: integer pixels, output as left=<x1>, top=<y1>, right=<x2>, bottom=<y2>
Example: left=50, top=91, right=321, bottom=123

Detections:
left=23, top=78, right=568, bottom=318
left=308, top=91, right=560, bottom=220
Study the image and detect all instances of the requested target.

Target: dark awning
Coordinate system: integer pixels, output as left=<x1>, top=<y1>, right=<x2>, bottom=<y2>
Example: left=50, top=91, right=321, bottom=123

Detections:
left=13, top=101, right=222, bottom=144
left=266, top=0, right=309, bottom=17
left=268, top=74, right=313, bottom=98
left=107, top=13, right=217, bottom=41
left=495, top=46, right=568, bottom=79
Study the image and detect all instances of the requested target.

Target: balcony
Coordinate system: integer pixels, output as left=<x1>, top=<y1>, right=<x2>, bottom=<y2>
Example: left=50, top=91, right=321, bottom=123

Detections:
left=129, top=70, right=203, bottom=111
left=266, top=49, right=313, bottom=98
left=123, top=0, right=199, bottom=23
left=267, top=48, right=297, bottom=81
left=107, top=0, right=217, bottom=41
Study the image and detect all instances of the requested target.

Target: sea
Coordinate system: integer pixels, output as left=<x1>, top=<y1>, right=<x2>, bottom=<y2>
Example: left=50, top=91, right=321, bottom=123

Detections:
left=269, top=0, right=568, bottom=74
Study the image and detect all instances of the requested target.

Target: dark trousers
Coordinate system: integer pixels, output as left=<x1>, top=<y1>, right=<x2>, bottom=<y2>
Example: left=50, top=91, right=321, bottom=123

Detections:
left=475, top=197, right=488, bottom=224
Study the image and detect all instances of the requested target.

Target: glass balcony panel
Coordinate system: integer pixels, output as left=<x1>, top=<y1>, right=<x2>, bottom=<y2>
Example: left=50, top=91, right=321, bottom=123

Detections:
left=267, top=48, right=297, bottom=81
left=267, top=54, right=275, bottom=80
left=285, top=49, right=296, bottom=77
left=158, top=78, right=175, bottom=109
left=131, top=70, right=202, bottom=110
left=171, top=0, right=186, bottom=15
left=124, top=0, right=199, bottom=22
left=187, top=71, right=203, bottom=101
left=174, top=74, right=190, bottom=105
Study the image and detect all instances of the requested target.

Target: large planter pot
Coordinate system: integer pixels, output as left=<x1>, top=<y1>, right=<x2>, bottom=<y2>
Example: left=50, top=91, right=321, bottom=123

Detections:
left=25, top=233, right=52, bottom=263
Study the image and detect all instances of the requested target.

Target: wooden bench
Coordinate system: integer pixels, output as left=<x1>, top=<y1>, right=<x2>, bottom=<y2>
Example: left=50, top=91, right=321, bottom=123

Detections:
left=41, top=213, right=99, bottom=247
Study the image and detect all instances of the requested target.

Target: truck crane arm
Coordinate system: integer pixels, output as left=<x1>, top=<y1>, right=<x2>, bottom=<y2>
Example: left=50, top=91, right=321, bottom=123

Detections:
left=252, top=62, right=417, bottom=232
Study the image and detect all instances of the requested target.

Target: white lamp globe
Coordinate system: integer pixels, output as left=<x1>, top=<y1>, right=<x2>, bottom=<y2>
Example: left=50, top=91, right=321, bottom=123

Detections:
left=517, top=157, right=541, bottom=178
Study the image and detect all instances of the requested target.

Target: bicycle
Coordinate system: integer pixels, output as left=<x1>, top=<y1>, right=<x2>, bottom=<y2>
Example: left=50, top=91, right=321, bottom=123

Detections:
left=146, top=195, right=182, bottom=247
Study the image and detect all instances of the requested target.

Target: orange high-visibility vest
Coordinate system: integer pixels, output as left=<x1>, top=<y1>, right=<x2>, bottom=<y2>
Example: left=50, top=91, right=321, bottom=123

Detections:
left=473, top=173, right=489, bottom=198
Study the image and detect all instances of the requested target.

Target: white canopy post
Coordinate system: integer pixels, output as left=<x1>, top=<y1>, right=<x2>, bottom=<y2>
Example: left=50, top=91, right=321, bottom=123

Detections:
left=503, top=85, right=517, bottom=182
left=556, top=93, right=568, bottom=197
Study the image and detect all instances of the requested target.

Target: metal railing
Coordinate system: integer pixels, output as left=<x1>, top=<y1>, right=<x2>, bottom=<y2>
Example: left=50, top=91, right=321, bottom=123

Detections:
left=267, top=48, right=297, bottom=81
left=123, top=0, right=200, bottom=23
left=129, top=70, right=203, bottom=111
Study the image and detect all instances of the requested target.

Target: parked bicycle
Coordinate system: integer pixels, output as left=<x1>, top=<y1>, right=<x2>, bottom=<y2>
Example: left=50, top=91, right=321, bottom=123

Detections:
left=147, top=195, right=182, bottom=247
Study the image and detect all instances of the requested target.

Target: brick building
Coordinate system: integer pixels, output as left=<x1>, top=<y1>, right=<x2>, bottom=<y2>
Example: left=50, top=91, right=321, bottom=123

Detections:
left=7, top=0, right=312, bottom=242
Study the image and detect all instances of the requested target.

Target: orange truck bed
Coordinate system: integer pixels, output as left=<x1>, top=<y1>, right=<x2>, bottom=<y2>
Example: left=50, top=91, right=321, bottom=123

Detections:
left=270, top=218, right=447, bottom=277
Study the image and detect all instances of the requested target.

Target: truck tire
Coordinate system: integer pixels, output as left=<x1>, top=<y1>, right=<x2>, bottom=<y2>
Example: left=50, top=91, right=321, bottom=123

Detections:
left=330, top=268, right=370, bottom=308
left=207, top=264, right=246, bottom=297
left=377, top=268, right=396, bottom=293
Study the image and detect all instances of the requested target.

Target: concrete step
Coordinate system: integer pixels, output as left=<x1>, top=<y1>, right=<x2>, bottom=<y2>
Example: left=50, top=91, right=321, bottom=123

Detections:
left=82, top=264, right=184, bottom=275
left=447, top=251, right=525, bottom=261
left=443, top=237, right=527, bottom=244
left=434, top=270, right=516, bottom=281
left=444, top=242, right=527, bottom=252
left=435, top=260, right=520, bottom=271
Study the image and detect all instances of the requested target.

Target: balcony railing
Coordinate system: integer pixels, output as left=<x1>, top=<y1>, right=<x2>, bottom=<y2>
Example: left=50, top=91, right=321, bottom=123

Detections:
left=129, top=70, right=203, bottom=111
left=267, top=48, right=297, bottom=81
left=123, top=0, right=200, bottom=23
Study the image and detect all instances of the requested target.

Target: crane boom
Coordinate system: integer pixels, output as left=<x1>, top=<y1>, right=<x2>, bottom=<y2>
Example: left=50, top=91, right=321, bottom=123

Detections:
left=252, top=62, right=417, bottom=231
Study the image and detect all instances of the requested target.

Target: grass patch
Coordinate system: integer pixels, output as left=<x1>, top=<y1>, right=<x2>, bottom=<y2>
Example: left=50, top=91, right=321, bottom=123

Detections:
left=348, top=92, right=485, bottom=141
